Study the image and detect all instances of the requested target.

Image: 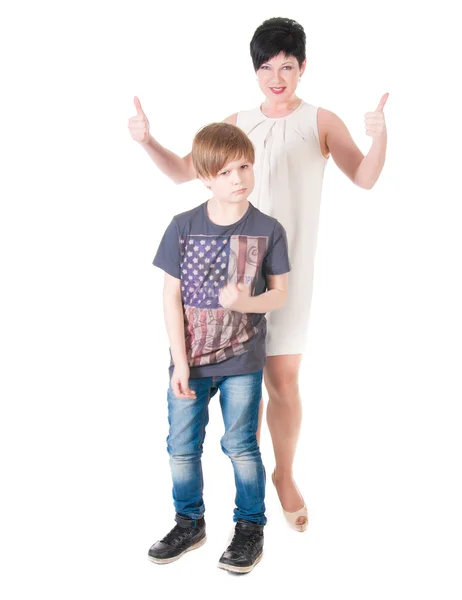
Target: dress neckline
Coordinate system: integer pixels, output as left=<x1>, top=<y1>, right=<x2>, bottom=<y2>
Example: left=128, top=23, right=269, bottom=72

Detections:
left=258, top=99, right=304, bottom=120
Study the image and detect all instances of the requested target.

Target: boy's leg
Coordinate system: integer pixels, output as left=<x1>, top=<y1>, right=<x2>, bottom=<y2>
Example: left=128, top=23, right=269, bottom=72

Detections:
left=167, top=376, right=217, bottom=519
left=218, top=371, right=266, bottom=525
left=217, top=371, right=266, bottom=573
left=148, top=376, right=217, bottom=564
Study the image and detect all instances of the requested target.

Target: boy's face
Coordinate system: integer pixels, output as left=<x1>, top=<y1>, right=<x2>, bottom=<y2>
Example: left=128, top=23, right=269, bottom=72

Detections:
left=202, top=157, right=255, bottom=204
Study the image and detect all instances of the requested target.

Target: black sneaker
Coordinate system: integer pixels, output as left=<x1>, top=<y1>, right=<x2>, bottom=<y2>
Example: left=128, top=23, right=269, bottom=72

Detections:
left=218, top=520, right=264, bottom=574
left=148, top=514, right=206, bottom=564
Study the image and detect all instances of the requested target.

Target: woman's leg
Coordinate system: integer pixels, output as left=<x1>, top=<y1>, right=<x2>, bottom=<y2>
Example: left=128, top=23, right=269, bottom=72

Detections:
left=264, top=354, right=307, bottom=525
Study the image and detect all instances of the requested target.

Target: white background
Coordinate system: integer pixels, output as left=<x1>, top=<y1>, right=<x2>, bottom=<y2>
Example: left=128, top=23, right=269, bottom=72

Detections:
left=1, top=0, right=461, bottom=598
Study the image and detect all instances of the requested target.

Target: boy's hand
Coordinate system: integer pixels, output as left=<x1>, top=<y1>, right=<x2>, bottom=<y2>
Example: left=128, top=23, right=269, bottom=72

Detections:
left=128, top=96, right=150, bottom=144
left=171, top=363, right=196, bottom=399
left=219, top=282, right=251, bottom=313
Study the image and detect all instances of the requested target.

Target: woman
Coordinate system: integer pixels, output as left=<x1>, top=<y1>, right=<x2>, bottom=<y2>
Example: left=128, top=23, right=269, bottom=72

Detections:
left=128, top=17, right=388, bottom=532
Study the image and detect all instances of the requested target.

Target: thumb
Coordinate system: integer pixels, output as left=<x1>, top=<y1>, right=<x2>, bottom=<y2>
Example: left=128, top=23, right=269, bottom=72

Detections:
left=134, top=96, right=145, bottom=116
left=375, top=92, right=389, bottom=112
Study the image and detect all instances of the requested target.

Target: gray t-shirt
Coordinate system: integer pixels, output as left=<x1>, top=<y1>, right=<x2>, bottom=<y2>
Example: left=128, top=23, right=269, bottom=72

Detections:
left=153, top=201, right=290, bottom=378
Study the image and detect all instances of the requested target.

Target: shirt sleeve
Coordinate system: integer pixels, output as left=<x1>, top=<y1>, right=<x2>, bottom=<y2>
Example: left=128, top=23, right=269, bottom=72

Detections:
left=264, top=221, right=291, bottom=275
left=152, top=218, right=181, bottom=279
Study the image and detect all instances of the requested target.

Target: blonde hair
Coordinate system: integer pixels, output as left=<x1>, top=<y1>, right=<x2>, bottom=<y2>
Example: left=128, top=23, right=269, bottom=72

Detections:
left=192, top=123, right=255, bottom=179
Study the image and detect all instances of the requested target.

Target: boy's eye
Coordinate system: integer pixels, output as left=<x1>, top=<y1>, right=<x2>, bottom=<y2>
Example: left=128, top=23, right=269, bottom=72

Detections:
left=240, top=164, right=249, bottom=170
left=220, top=170, right=230, bottom=176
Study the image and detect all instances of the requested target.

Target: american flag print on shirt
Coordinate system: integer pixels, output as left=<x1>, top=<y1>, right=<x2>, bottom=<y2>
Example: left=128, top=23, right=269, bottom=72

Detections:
left=179, top=234, right=268, bottom=367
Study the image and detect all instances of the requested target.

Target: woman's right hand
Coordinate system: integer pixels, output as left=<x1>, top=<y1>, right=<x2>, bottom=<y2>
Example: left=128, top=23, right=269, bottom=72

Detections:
left=128, top=96, right=151, bottom=144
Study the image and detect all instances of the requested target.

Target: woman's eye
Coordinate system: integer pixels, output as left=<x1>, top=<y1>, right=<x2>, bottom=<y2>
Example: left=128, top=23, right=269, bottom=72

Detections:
left=283, top=66, right=293, bottom=70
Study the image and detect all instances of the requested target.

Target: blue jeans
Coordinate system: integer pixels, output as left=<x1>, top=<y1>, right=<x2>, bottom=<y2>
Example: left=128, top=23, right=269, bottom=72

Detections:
left=166, top=370, right=266, bottom=526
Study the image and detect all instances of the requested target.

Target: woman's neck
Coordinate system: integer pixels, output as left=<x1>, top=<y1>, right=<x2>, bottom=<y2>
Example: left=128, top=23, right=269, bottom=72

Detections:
left=260, top=95, right=302, bottom=118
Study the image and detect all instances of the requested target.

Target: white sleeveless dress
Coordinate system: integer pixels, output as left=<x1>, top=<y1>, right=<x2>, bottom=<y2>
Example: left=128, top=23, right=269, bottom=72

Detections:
left=237, top=101, right=328, bottom=356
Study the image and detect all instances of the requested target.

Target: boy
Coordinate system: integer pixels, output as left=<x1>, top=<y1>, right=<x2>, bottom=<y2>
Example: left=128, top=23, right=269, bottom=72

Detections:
left=149, top=123, right=290, bottom=573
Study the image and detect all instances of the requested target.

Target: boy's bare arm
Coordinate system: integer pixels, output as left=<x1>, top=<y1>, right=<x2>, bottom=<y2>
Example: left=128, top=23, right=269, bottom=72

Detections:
left=219, top=273, right=289, bottom=314
left=163, top=273, right=188, bottom=366
left=128, top=97, right=237, bottom=185
left=163, top=273, right=196, bottom=399
left=249, top=273, right=289, bottom=312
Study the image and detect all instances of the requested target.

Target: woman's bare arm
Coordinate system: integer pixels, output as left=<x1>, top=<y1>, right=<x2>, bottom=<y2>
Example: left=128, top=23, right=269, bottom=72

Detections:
left=317, top=94, right=388, bottom=190
left=128, top=96, right=237, bottom=185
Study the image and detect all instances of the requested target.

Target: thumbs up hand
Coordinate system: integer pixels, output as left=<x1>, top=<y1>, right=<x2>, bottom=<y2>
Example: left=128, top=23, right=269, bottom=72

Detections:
left=219, top=282, right=251, bottom=313
left=364, top=92, right=389, bottom=139
left=128, top=96, right=150, bottom=144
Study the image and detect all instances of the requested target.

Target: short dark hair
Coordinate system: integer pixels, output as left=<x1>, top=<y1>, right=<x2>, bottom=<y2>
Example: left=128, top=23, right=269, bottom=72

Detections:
left=250, top=17, right=306, bottom=71
left=192, top=123, right=255, bottom=180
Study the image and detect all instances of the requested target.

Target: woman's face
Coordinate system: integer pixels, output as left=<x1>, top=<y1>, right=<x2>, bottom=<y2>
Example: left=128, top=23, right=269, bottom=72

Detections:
left=256, top=52, right=306, bottom=102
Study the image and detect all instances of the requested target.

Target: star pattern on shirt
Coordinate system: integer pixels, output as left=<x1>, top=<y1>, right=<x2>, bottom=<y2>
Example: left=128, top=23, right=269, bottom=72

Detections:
left=179, top=236, right=230, bottom=307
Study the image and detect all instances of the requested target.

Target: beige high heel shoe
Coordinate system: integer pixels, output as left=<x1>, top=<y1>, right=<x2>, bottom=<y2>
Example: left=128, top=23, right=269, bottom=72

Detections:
left=271, top=471, right=308, bottom=533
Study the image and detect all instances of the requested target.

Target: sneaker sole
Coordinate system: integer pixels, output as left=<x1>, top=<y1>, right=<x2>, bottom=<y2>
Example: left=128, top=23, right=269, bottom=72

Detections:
left=148, top=535, right=207, bottom=564
left=217, top=550, right=263, bottom=574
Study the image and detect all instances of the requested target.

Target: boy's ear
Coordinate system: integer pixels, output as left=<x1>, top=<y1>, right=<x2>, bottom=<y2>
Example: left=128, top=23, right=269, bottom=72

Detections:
left=199, top=177, right=212, bottom=190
